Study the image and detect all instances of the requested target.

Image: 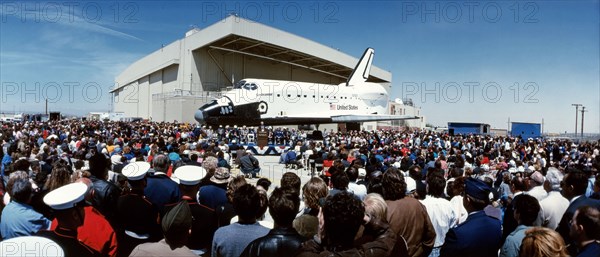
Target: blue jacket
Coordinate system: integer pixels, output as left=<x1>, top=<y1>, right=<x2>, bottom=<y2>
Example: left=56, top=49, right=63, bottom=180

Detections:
left=440, top=211, right=502, bottom=257
left=556, top=196, right=600, bottom=255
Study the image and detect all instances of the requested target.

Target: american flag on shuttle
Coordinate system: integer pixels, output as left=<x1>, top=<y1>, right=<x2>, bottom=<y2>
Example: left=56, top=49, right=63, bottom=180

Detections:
left=330, top=104, right=336, bottom=110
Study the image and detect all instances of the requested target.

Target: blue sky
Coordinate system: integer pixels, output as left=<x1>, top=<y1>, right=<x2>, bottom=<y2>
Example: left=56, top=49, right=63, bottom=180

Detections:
left=0, top=1, right=598, bottom=133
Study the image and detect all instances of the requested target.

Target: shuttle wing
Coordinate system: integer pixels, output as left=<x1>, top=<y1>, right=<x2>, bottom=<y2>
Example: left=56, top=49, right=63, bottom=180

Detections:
left=331, top=114, right=419, bottom=123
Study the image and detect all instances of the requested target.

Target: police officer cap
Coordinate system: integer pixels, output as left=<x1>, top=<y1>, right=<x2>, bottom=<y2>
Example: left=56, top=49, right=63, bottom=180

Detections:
left=43, top=182, right=88, bottom=210
left=0, top=236, right=64, bottom=257
left=122, top=162, right=150, bottom=181
left=465, top=177, right=492, bottom=201
left=174, top=166, right=206, bottom=186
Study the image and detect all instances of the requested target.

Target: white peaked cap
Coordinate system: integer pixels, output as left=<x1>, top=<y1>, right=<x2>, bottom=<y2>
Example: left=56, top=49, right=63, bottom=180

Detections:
left=43, top=183, right=88, bottom=210
left=174, top=166, right=206, bottom=186
left=122, top=162, right=150, bottom=181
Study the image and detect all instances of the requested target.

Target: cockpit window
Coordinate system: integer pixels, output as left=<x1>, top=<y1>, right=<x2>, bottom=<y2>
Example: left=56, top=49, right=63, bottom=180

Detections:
left=242, top=83, right=258, bottom=90
left=233, top=80, right=246, bottom=89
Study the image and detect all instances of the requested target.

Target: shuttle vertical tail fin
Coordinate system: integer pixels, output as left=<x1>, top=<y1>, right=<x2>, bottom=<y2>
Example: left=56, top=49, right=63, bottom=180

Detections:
left=346, top=48, right=374, bottom=86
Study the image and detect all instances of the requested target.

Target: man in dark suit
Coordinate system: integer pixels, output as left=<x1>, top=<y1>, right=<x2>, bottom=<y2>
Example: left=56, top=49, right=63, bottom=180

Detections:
left=145, top=154, right=181, bottom=215
left=556, top=169, right=600, bottom=255
left=440, top=178, right=502, bottom=257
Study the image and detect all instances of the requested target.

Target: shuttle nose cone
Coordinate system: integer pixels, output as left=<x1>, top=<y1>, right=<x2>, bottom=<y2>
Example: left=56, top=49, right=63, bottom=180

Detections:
left=194, top=110, right=205, bottom=123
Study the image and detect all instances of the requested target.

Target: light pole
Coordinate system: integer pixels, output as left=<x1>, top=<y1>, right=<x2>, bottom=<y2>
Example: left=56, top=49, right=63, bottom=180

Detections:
left=581, top=106, right=587, bottom=136
left=572, top=104, right=582, bottom=136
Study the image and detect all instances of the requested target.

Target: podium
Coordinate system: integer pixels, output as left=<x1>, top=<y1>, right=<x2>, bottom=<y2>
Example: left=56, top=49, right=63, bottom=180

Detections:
left=257, top=130, right=269, bottom=148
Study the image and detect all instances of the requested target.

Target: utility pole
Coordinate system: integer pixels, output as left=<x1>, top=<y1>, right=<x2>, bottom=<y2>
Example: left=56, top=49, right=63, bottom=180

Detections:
left=581, top=106, right=587, bottom=136
left=572, top=104, right=582, bottom=136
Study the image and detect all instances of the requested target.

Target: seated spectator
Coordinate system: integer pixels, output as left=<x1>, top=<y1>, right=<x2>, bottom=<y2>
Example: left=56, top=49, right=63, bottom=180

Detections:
left=296, top=191, right=397, bottom=257
left=519, top=227, right=569, bottom=257
left=241, top=187, right=307, bottom=256
left=240, top=150, right=261, bottom=178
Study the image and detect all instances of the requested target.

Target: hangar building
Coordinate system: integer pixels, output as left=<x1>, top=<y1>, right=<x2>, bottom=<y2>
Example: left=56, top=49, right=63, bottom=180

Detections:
left=112, top=15, right=420, bottom=128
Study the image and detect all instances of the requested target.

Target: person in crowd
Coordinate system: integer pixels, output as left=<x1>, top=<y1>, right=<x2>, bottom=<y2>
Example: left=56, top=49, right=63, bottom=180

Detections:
left=526, top=171, right=548, bottom=201
left=556, top=169, right=600, bottom=255
left=347, top=166, right=367, bottom=201
left=129, top=199, right=197, bottom=257
left=240, top=150, right=261, bottom=178
left=534, top=167, right=569, bottom=230
left=502, top=176, right=528, bottom=243
left=199, top=167, right=231, bottom=210
left=569, top=205, right=600, bottom=257
left=212, top=184, right=270, bottom=257
left=145, top=154, right=181, bottom=215
left=294, top=177, right=328, bottom=238
left=116, top=162, right=162, bottom=257
left=440, top=178, right=502, bottom=257
left=215, top=175, right=246, bottom=228
left=382, top=167, right=435, bottom=257
left=360, top=193, right=409, bottom=256
left=87, top=152, right=121, bottom=226
left=499, top=194, right=540, bottom=257
left=0, top=177, right=51, bottom=239
left=37, top=182, right=101, bottom=257
left=420, top=173, right=456, bottom=257
left=296, top=191, right=398, bottom=257
left=519, top=227, right=569, bottom=257
left=241, top=187, right=306, bottom=256
left=48, top=177, right=118, bottom=257
left=167, top=165, right=217, bottom=256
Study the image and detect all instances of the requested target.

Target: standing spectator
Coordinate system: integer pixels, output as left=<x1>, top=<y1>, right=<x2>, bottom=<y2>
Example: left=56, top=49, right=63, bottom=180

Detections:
left=556, top=169, right=600, bottom=255
left=347, top=166, right=367, bottom=201
left=212, top=184, right=269, bottom=257
left=129, top=199, right=197, bottom=257
left=499, top=194, right=540, bottom=257
left=199, top=167, right=231, bottom=210
left=296, top=191, right=398, bottom=257
left=420, top=174, right=456, bottom=257
left=502, top=176, right=527, bottom=243
left=569, top=206, right=600, bottom=257
left=526, top=171, right=548, bottom=201
left=294, top=177, right=328, bottom=238
left=383, top=167, right=435, bottom=257
left=519, top=227, right=569, bottom=257
left=50, top=178, right=119, bottom=257
left=440, top=178, right=502, bottom=257
left=241, top=187, right=306, bottom=256
left=145, top=154, right=181, bottom=215
left=116, top=162, right=162, bottom=257
left=87, top=152, right=121, bottom=225
left=168, top=166, right=217, bottom=256
left=534, top=167, right=569, bottom=230
left=0, top=178, right=51, bottom=239
left=37, top=182, right=100, bottom=257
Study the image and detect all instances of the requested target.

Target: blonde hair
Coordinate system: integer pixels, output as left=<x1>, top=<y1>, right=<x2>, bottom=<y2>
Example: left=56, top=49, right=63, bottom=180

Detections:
left=364, top=193, right=387, bottom=222
left=519, top=227, right=569, bottom=257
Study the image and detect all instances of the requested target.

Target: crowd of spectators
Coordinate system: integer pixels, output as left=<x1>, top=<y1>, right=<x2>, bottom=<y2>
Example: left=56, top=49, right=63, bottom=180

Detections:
left=0, top=119, right=599, bottom=257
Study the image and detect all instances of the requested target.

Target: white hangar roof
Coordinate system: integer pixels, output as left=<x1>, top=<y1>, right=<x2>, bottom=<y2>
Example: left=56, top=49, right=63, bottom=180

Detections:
left=112, top=15, right=392, bottom=93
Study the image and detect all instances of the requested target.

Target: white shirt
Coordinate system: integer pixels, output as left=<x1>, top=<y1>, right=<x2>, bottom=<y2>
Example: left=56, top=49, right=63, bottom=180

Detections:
left=348, top=182, right=367, bottom=201
left=534, top=191, right=569, bottom=230
left=450, top=195, right=468, bottom=225
left=421, top=195, right=457, bottom=247
left=527, top=186, right=548, bottom=202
